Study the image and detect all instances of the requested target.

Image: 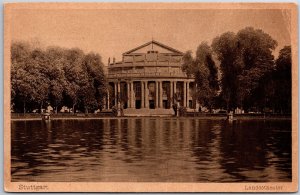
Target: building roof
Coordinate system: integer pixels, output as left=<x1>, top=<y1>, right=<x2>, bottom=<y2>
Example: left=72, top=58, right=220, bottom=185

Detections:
left=123, top=40, right=184, bottom=55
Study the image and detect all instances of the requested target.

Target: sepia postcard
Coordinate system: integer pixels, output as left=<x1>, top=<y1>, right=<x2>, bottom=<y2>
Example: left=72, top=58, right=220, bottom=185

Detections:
left=4, top=2, right=298, bottom=192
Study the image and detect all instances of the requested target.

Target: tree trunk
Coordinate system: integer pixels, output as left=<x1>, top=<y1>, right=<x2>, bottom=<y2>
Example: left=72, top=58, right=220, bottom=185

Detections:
left=72, top=104, right=75, bottom=115
left=23, top=101, right=26, bottom=114
left=40, top=101, right=43, bottom=113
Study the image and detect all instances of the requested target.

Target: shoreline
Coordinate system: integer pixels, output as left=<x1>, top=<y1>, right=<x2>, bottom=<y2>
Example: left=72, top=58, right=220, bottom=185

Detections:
left=11, top=115, right=292, bottom=121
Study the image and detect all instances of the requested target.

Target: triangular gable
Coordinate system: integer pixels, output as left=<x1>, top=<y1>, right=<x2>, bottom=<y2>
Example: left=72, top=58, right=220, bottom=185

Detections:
left=123, top=40, right=183, bottom=55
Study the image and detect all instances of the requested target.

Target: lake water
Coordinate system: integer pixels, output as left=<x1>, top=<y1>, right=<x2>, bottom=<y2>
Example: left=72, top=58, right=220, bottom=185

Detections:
left=11, top=118, right=291, bottom=182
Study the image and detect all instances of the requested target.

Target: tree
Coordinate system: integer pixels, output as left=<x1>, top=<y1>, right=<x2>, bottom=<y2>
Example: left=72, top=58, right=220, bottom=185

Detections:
left=81, top=53, right=107, bottom=111
left=11, top=42, right=32, bottom=112
left=11, top=41, right=108, bottom=114
left=63, top=48, right=85, bottom=113
left=30, top=49, right=51, bottom=112
left=12, top=68, right=34, bottom=113
left=274, top=46, right=292, bottom=113
left=182, top=51, right=195, bottom=77
left=212, top=27, right=278, bottom=112
left=182, top=42, right=219, bottom=111
left=11, top=43, right=50, bottom=113
left=212, top=32, right=242, bottom=111
left=49, top=79, right=65, bottom=113
left=46, top=47, right=66, bottom=113
left=77, top=73, right=98, bottom=113
left=236, top=27, right=277, bottom=111
left=196, top=42, right=219, bottom=93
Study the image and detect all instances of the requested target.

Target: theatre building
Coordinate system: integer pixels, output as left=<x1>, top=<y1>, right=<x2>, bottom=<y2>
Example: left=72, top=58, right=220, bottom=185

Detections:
left=106, top=40, right=199, bottom=115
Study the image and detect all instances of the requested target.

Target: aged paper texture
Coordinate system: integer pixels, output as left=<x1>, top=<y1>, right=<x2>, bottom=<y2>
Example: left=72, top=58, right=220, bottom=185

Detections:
left=4, top=2, right=298, bottom=192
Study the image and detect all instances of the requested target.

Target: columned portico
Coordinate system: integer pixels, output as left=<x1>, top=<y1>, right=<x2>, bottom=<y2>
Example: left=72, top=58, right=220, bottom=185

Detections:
left=109, top=79, right=197, bottom=110
left=106, top=40, right=199, bottom=115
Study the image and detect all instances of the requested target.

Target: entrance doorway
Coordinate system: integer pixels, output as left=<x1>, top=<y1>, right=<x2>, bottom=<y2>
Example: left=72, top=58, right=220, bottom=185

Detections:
left=163, top=100, right=168, bottom=109
left=135, top=100, right=141, bottom=109
left=149, top=100, right=155, bottom=109
left=189, top=100, right=193, bottom=108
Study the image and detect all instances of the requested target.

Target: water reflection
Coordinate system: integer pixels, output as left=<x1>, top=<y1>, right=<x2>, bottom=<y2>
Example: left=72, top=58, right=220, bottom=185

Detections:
left=11, top=118, right=291, bottom=182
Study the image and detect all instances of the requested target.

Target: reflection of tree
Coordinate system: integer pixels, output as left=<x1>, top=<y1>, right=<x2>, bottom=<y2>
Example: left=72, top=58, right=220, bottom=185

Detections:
left=218, top=121, right=270, bottom=181
left=189, top=120, right=220, bottom=181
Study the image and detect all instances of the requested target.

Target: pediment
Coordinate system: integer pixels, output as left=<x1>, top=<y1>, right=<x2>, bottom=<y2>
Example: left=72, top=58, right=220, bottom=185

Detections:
left=123, top=40, right=183, bottom=55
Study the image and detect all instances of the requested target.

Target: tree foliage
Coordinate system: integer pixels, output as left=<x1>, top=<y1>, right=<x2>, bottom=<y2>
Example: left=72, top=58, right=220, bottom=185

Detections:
left=273, top=46, right=292, bottom=113
left=211, top=32, right=243, bottom=110
left=212, top=27, right=279, bottom=112
left=184, top=27, right=291, bottom=114
left=182, top=42, right=219, bottom=110
left=11, top=41, right=107, bottom=113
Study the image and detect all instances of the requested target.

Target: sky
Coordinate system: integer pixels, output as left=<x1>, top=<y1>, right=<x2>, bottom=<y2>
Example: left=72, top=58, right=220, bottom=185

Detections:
left=11, top=8, right=291, bottom=65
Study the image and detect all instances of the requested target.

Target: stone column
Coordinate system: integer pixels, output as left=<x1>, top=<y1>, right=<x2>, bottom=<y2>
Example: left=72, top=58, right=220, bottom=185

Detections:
left=127, top=82, right=130, bottom=108
left=141, top=81, right=144, bottom=108
left=159, top=81, right=163, bottom=108
left=195, top=83, right=200, bottom=111
left=174, top=81, right=177, bottom=105
left=174, top=81, right=177, bottom=94
left=131, top=82, right=135, bottom=108
left=170, top=81, right=173, bottom=106
left=183, top=81, right=187, bottom=107
left=117, top=82, right=120, bottom=97
left=155, top=81, right=159, bottom=108
left=114, top=82, right=117, bottom=106
left=145, top=81, right=149, bottom=108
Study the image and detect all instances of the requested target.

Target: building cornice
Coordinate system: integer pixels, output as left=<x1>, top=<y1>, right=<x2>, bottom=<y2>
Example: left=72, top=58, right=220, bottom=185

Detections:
left=123, top=40, right=184, bottom=55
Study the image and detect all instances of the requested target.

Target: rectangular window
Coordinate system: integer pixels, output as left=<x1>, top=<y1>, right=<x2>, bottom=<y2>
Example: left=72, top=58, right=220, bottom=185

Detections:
left=162, top=82, right=170, bottom=96
left=134, top=83, right=141, bottom=98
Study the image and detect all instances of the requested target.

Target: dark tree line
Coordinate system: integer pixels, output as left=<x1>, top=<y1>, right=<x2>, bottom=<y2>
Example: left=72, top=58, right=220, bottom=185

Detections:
left=183, top=27, right=291, bottom=114
left=11, top=41, right=107, bottom=114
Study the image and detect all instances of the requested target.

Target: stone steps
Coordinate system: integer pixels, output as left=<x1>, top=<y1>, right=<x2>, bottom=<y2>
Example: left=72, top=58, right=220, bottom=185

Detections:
left=123, top=108, right=174, bottom=116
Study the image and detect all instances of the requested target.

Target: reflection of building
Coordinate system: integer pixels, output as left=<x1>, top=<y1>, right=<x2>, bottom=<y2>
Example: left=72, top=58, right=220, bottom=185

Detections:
left=105, top=40, right=199, bottom=114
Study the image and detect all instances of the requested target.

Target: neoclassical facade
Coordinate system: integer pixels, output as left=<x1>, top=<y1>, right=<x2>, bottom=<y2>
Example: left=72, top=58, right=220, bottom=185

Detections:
left=105, top=40, right=199, bottom=113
